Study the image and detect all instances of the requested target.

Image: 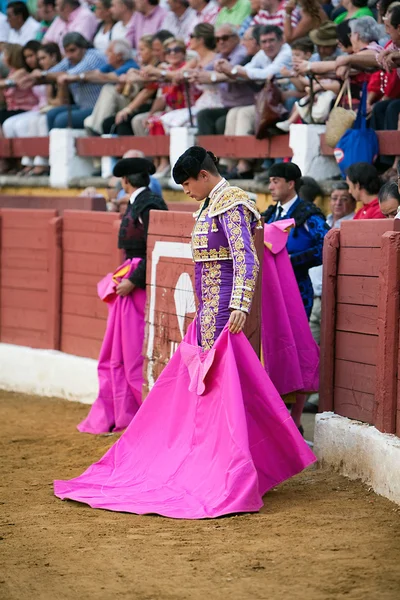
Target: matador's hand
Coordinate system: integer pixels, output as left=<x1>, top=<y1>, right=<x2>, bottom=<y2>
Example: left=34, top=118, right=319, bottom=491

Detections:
left=228, top=310, right=247, bottom=334
left=116, top=279, right=135, bottom=297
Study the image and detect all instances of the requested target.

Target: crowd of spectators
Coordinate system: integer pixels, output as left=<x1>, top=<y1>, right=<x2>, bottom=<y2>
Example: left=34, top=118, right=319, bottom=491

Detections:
left=0, top=0, right=399, bottom=179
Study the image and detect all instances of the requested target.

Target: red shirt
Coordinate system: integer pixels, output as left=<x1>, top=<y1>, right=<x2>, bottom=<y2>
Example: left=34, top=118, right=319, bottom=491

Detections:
left=354, top=198, right=385, bottom=220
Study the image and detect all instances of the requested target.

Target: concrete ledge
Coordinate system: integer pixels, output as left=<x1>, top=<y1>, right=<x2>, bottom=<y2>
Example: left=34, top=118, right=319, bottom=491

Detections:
left=0, top=343, right=97, bottom=404
left=314, top=412, right=400, bottom=506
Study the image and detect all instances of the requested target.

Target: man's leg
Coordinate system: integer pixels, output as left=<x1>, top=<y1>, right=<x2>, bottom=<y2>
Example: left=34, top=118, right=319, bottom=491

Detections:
left=46, top=105, right=69, bottom=131
left=53, top=107, right=92, bottom=129
left=197, top=108, right=228, bottom=135
left=85, top=85, right=128, bottom=135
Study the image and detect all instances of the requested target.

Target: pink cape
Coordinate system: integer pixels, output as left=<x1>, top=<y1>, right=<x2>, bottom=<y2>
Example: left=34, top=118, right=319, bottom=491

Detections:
left=77, top=259, right=146, bottom=434
left=55, top=322, right=316, bottom=519
left=261, top=220, right=319, bottom=396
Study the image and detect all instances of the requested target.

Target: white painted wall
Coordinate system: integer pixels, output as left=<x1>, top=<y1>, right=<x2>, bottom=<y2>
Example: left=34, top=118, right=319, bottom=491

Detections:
left=315, top=412, right=400, bottom=506
left=0, top=343, right=98, bottom=404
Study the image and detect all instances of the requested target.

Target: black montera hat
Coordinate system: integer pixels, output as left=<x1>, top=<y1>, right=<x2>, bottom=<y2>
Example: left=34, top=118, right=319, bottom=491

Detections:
left=172, top=146, right=217, bottom=184
left=268, top=162, right=302, bottom=182
left=113, top=157, right=156, bottom=177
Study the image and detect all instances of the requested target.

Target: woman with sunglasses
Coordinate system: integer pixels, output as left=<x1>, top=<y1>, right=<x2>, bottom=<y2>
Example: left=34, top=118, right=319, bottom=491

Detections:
left=146, top=37, right=191, bottom=178
left=160, top=24, right=223, bottom=132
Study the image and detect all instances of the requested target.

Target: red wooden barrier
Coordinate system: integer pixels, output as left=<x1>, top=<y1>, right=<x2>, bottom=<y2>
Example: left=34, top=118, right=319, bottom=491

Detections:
left=60, top=210, right=121, bottom=359
left=320, top=219, right=400, bottom=434
left=0, top=208, right=61, bottom=349
left=0, top=195, right=107, bottom=212
left=75, top=135, right=170, bottom=158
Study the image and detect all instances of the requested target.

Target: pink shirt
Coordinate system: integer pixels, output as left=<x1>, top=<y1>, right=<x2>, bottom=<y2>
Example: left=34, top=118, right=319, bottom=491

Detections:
left=126, top=5, right=167, bottom=49
left=4, top=71, right=39, bottom=111
left=43, top=6, right=99, bottom=48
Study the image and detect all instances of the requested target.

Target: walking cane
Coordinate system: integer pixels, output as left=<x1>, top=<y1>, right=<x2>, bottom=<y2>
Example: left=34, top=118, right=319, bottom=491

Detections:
left=183, top=74, right=194, bottom=128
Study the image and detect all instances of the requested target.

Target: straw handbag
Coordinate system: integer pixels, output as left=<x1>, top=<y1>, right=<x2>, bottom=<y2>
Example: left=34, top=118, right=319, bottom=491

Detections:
left=325, top=79, right=356, bottom=148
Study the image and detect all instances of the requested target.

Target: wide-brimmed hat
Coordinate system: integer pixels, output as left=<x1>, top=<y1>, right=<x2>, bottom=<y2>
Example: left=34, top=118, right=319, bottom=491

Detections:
left=309, top=22, right=338, bottom=46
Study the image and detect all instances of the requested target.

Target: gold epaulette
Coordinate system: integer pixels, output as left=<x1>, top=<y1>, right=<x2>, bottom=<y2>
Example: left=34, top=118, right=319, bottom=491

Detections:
left=209, top=186, right=261, bottom=220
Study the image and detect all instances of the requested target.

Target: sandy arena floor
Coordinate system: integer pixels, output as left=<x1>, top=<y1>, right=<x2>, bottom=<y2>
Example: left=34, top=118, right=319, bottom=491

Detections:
left=1, top=389, right=400, bottom=600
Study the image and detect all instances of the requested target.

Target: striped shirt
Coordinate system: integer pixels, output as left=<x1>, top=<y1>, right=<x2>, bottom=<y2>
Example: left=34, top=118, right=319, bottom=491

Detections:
left=251, top=1, right=300, bottom=30
left=49, top=49, right=108, bottom=109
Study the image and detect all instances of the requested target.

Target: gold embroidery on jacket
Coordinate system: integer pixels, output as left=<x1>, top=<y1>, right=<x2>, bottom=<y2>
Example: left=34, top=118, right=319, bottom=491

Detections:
left=200, top=261, right=221, bottom=351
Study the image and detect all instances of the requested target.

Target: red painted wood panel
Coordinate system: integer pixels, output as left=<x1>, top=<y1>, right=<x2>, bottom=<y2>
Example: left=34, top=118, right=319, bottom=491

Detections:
left=337, top=247, right=380, bottom=277
left=75, top=136, right=170, bottom=157
left=334, top=387, right=374, bottom=423
left=336, top=304, right=378, bottom=336
left=335, top=359, right=375, bottom=395
left=11, top=137, right=49, bottom=157
left=336, top=275, right=378, bottom=307
left=335, top=331, right=377, bottom=365
left=0, top=195, right=106, bottom=212
left=0, top=208, right=60, bottom=349
left=60, top=210, right=120, bottom=357
left=340, top=219, right=400, bottom=248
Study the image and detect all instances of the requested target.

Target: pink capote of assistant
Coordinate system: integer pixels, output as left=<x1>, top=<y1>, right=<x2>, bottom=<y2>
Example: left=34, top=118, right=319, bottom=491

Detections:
left=77, top=259, right=146, bottom=434
left=55, top=321, right=316, bottom=519
left=261, top=220, right=320, bottom=396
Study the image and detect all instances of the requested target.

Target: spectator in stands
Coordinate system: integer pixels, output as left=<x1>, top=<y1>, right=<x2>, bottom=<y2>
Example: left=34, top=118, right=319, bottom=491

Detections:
left=110, top=0, right=135, bottom=41
left=89, top=34, right=158, bottom=136
left=36, top=0, right=57, bottom=42
left=7, top=2, right=40, bottom=45
left=238, top=0, right=261, bottom=37
left=146, top=37, right=189, bottom=177
left=0, top=11, right=11, bottom=47
left=240, top=23, right=261, bottom=57
left=378, top=180, right=400, bottom=217
left=251, top=0, right=300, bottom=30
left=347, top=162, right=386, bottom=219
left=195, top=24, right=256, bottom=135
left=334, top=0, right=374, bottom=24
left=43, top=0, right=98, bottom=48
left=126, top=0, right=167, bottom=49
left=93, top=0, right=116, bottom=55
left=283, top=0, right=328, bottom=43
left=215, top=0, right=252, bottom=27
left=327, top=181, right=356, bottom=226
left=80, top=40, right=138, bottom=85
left=334, top=17, right=383, bottom=75
left=0, top=43, right=40, bottom=126
left=189, top=0, right=220, bottom=31
left=309, top=21, right=341, bottom=60
left=216, top=25, right=292, bottom=177
left=43, top=32, right=107, bottom=130
left=2, top=41, right=62, bottom=176
left=370, top=7, right=400, bottom=132
left=298, top=175, right=323, bottom=204
left=163, top=0, right=196, bottom=41
left=151, top=29, right=174, bottom=62
left=161, top=24, right=221, bottom=131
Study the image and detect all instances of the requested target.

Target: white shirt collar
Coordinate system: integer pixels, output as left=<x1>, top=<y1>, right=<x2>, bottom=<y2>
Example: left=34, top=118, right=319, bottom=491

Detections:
left=209, top=178, right=227, bottom=199
left=278, top=195, right=298, bottom=216
left=129, top=187, right=146, bottom=204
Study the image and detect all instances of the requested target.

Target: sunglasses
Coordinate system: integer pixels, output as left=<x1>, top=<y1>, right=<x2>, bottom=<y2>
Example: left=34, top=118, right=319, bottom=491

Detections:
left=215, top=34, right=234, bottom=43
left=166, top=47, right=184, bottom=54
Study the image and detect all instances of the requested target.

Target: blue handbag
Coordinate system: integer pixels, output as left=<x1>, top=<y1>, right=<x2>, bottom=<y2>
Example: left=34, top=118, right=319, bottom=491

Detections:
left=334, top=82, right=379, bottom=177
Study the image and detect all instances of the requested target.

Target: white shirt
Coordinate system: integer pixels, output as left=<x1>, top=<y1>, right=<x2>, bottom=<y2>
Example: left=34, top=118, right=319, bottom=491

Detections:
left=111, top=20, right=129, bottom=41
left=276, top=195, right=297, bottom=218
left=244, top=43, right=292, bottom=81
left=8, top=16, right=40, bottom=45
left=209, top=178, right=227, bottom=199
left=326, top=211, right=355, bottom=228
left=93, top=23, right=115, bottom=55
left=163, top=7, right=197, bottom=41
left=129, top=187, right=147, bottom=204
left=0, top=13, right=10, bottom=43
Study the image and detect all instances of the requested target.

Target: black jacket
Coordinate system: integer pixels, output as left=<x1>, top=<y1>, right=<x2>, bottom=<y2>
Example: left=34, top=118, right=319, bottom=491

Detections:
left=118, top=188, right=168, bottom=288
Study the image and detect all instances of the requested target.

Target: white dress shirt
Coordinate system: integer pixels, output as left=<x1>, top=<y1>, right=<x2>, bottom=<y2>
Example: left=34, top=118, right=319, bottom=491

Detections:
left=276, top=195, right=297, bottom=218
left=244, top=43, right=292, bottom=81
left=8, top=17, right=40, bottom=45
left=163, top=7, right=197, bottom=41
left=129, top=187, right=147, bottom=204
